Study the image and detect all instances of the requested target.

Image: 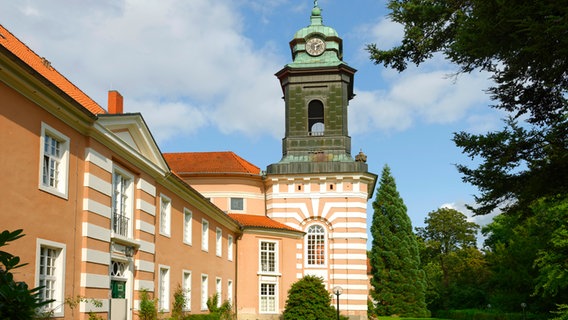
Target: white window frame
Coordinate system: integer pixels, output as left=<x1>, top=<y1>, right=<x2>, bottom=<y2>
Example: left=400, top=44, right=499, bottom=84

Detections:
left=35, top=239, right=66, bottom=317
left=183, top=208, right=193, bottom=245
left=201, top=274, right=208, bottom=311
left=227, top=235, right=234, bottom=261
left=201, top=219, right=209, bottom=252
left=216, top=277, right=222, bottom=307
left=160, top=195, right=171, bottom=237
left=216, top=228, right=222, bottom=257
left=259, top=282, right=277, bottom=314
left=229, top=197, right=244, bottom=211
left=38, top=123, right=70, bottom=199
left=111, top=167, right=134, bottom=238
left=182, top=270, right=192, bottom=311
left=306, top=224, right=326, bottom=267
left=259, top=240, right=278, bottom=274
left=227, top=279, right=233, bottom=305
left=158, top=266, right=170, bottom=312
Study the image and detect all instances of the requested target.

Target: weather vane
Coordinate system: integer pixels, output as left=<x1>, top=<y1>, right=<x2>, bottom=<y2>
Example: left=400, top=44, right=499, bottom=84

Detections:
left=314, top=0, right=318, bottom=7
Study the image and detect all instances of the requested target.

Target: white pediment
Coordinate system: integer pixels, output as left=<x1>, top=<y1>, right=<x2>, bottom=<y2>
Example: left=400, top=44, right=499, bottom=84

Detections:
left=96, top=114, right=169, bottom=173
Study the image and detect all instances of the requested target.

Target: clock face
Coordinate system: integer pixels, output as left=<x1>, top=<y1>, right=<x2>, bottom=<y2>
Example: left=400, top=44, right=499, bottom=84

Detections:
left=306, top=37, right=326, bottom=56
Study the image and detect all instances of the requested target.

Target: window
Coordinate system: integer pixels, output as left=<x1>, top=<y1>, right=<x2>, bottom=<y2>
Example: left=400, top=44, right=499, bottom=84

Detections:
left=160, top=195, right=171, bottom=236
left=216, top=228, right=222, bottom=257
left=227, top=280, right=233, bottom=305
left=308, top=100, right=324, bottom=136
left=159, top=266, right=170, bottom=311
left=227, top=235, right=234, bottom=261
left=216, top=278, right=222, bottom=307
left=112, top=168, right=133, bottom=238
left=201, top=274, right=208, bottom=311
left=260, top=241, right=277, bottom=273
left=36, top=239, right=65, bottom=316
left=39, top=123, right=69, bottom=198
left=184, top=209, right=193, bottom=245
left=201, top=219, right=209, bottom=251
left=230, top=197, right=243, bottom=211
left=183, top=271, right=191, bottom=311
left=306, top=225, right=326, bottom=266
left=260, top=283, right=276, bottom=313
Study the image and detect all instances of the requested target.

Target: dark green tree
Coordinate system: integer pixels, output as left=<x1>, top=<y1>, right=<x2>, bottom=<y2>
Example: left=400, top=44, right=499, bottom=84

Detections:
left=0, top=229, right=52, bottom=319
left=369, top=165, right=429, bottom=317
left=367, top=0, right=568, bottom=217
left=282, top=275, right=338, bottom=320
left=416, top=208, right=485, bottom=310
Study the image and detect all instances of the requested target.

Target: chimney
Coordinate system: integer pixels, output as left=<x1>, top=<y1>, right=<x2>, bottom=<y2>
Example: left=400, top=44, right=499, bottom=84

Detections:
left=108, top=90, right=123, bottom=114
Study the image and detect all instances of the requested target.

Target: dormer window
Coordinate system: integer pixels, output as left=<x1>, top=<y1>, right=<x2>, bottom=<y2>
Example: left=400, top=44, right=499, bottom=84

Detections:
left=308, top=100, right=324, bottom=136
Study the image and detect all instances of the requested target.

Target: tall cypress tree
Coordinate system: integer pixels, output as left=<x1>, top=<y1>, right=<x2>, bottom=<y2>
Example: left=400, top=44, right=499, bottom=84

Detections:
left=369, top=165, right=429, bottom=317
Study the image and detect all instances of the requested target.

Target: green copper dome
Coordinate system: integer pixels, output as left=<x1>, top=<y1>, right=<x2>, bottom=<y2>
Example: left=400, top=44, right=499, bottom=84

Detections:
left=288, top=1, right=344, bottom=68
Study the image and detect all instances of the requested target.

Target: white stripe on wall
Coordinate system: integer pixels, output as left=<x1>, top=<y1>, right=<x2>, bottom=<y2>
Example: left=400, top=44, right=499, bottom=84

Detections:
left=85, top=148, right=112, bottom=172
left=82, top=222, right=111, bottom=242
left=138, top=239, right=155, bottom=254
left=136, top=199, right=156, bottom=216
left=135, top=259, right=155, bottom=273
left=137, top=178, right=156, bottom=197
left=135, top=280, right=155, bottom=292
left=81, top=248, right=110, bottom=265
left=330, top=243, right=367, bottom=250
left=330, top=232, right=368, bottom=240
left=84, top=172, right=112, bottom=196
left=83, top=199, right=111, bottom=219
left=136, top=219, right=155, bottom=235
left=330, top=253, right=367, bottom=260
left=80, top=273, right=110, bottom=289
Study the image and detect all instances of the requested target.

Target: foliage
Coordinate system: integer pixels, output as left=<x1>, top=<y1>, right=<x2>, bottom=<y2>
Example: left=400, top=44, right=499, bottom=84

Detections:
left=0, top=229, right=52, bottom=320
left=171, top=284, right=187, bottom=320
left=416, top=209, right=488, bottom=310
left=369, top=165, right=429, bottom=317
left=64, top=295, right=104, bottom=320
left=282, top=275, right=337, bottom=320
left=551, top=305, right=568, bottom=320
left=206, top=294, right=234, bottom=320
left=138, top=289, right=158, bottom=320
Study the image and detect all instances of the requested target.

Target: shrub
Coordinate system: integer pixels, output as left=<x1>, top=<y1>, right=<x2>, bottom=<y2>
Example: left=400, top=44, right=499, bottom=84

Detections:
left=138, top=289, right=158, bottom=320
left=0, top=229, right=51, bottom=320
left=282, top=275, right=339, bottom=320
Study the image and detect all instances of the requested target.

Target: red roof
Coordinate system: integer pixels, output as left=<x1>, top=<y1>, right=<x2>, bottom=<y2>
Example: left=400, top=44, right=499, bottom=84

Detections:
left=163, top=152, right=260, bottom=175
left=0, top=24, right=106, bottom=115
left=228, top=214, right=300, bottom=232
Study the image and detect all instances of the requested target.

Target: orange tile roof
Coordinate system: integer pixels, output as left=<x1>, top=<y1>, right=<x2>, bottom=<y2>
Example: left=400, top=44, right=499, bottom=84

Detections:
left=0, top=24, right=106, bottom=115
left=228, top=214, right=301, bottom=232
left=163, top=152, right=261, bottom=175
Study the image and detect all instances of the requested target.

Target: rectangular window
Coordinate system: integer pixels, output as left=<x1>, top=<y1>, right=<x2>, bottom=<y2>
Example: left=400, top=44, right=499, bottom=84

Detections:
left=112, top=168, right=133, bottom=238
left=36, top=239, right=66, bottom=316
left=227, top=235, right=234, bottom=261
left=160, top=195, right=171, bottom=236
left=260, top=241, right=277, bottom=273
left=183, top=271, right=192, bottom=311
left=201, top=274, right=208, bottom=311
left=260, top=283, right=276, bottom=313
left=216, top=228, right=222, bottom=257
left=216, top=278, right=222, bottom=308
left=184, top=209, right=193, bottom=245
left=227, top=280, right=233, bottom=305
left=159, top=266, right=170, bottom=311
left=201, top=219, right=209, bottom=251
left=229, top=197, right=243, bottom=211
left=39, top=123, right=69, bottom=198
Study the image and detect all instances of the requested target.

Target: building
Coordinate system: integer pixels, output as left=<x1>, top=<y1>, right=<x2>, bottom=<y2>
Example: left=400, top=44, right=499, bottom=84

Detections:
left=0, top=2, right=375, bottom=320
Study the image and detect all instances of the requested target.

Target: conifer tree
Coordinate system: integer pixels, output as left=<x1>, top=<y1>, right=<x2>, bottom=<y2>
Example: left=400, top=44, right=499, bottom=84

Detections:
left=369, top=165, right=429, bottom=317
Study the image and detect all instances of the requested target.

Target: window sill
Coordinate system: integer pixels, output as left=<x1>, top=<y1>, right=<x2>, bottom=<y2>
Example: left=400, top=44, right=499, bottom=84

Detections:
left=257, top=271, right=282, bottom=277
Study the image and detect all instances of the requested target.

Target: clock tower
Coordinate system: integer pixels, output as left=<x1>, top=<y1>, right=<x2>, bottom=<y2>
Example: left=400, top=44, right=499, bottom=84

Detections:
left=265, top=2, right=377, bottom=319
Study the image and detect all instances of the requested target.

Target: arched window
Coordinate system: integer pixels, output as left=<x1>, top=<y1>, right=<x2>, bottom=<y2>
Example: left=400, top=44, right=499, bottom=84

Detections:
left=306, top=224, right=326, bottom=266
left=308, top=100, right=324, bottom=136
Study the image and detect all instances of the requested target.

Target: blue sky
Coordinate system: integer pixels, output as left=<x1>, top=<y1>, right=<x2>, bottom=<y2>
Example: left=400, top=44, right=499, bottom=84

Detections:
left=0, top=0, right=501, bottom=238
